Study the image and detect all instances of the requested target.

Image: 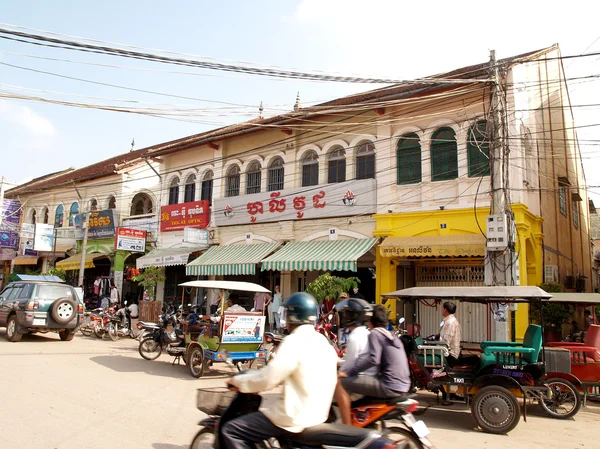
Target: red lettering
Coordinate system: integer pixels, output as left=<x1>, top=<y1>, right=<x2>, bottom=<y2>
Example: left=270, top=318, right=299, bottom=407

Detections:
left=268, top=192, right=287, bottom=213
left=313, top=191, right=326, bottom=209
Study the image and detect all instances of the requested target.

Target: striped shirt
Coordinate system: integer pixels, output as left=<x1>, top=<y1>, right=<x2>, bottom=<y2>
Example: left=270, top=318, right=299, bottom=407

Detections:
left=440, top=314, right=462, bottom=358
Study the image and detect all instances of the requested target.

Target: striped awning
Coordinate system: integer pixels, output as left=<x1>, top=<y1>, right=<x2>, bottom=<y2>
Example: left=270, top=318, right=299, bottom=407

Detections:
left=186, top=242, right=281, bottom=276
left=136, top=247, right=203, bottom=269
left=261, top=238, right=378, bottom=272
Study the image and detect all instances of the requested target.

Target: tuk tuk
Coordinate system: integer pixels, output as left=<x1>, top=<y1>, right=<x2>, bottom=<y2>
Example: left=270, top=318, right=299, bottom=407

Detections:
left=382, top=286, right=582, bottom=434
left=178, top=280, right=269, bottom=378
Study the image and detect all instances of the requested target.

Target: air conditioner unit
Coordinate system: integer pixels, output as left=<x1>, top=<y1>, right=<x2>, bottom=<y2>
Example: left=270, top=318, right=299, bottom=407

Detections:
left=544, top=265, right=559, bottom=283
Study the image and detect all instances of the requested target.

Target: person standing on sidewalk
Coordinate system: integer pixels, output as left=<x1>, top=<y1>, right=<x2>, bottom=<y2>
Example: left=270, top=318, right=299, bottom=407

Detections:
left=271, top=285, right=283, bottom=331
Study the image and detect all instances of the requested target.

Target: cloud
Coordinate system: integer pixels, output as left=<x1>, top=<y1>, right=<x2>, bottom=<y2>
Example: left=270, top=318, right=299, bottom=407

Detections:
left=0, top=100, right=56, bottom=137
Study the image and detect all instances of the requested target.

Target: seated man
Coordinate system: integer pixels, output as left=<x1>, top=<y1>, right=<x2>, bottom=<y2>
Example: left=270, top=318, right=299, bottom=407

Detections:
left=336, top=305, right=411, bottom=425
left=440, top=301, right=479, bottom=368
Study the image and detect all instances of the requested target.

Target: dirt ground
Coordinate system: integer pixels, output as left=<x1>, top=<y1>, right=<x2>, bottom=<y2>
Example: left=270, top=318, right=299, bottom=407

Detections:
left=0, top=330, right=598, bottom=449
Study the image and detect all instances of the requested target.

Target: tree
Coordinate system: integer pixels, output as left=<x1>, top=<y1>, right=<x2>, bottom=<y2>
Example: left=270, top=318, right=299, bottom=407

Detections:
left=43, top=268, right=67, bottom=281
left=530, top=282, right=573, bottom=329
left=133, top=266, right=166, bottom=301
left=305, top=273, right=359, bottom=303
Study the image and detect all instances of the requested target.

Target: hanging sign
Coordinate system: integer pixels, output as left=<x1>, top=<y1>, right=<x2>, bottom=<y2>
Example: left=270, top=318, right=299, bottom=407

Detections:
left=76, top=210, right=117, bottom=239
left=115, top=227, right=147, bottom=252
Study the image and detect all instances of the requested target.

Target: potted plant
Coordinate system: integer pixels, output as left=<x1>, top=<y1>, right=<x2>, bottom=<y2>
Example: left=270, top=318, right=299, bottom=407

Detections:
left=133, top=266, right=166, bottom=301
left=531, top=282, right=573, bottom=343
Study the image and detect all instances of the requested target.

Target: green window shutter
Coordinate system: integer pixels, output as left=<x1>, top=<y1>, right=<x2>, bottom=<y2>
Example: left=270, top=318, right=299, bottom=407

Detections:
left=397, top=133, right=421, bottom=185
left=467, top=121, right=490, bottom=177
left=431, top=127, right=458, bottom=181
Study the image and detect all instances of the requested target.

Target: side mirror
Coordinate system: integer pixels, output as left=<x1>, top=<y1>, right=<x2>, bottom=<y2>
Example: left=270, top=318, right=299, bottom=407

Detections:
left=398, top=317, right=406, bottom=325
left=328, top=314, right=333, bottom=321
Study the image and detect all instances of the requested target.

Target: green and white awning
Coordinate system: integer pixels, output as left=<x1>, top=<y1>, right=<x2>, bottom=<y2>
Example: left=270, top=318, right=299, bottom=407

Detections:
left=186, top=242, right=281, bottom=276
left=261, top=238, right=377, bottom=272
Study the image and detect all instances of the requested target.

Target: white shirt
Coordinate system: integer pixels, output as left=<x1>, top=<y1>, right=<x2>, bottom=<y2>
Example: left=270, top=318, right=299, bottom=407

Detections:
left=232, top=324, right=338, bottom=433
left=110, top=288, right=119, bottom=304
left=128, top=303, right=139, bottom=318
left=339, top=326, right=377, bottom=375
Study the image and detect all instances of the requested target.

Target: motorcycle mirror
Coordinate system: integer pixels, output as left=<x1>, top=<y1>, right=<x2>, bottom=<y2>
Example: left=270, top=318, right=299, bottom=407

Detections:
left=440, top=320, right=445, bottom=328
left=328, top=314, right=333, bottom=321
left=398, top=317, right=405, bottom=324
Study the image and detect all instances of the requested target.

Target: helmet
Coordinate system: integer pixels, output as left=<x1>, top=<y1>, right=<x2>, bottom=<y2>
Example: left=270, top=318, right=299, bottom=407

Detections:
left=282, top=292, right=319, bottom=326
left=335, top=298, right=373, bottom=327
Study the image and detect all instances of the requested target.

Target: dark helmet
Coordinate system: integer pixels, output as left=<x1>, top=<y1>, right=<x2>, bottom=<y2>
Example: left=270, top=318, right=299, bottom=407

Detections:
left=282, top=292, right=319, bottom=325
left=335, top=297, right=372, bottom=327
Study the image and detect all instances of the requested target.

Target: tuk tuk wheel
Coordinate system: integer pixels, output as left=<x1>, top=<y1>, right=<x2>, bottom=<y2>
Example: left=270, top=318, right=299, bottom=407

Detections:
left=471, top=385, right=521, bottom=434
left=539, top=378, right=582, bottom=419
left=188, top=347, right=205, bottom=378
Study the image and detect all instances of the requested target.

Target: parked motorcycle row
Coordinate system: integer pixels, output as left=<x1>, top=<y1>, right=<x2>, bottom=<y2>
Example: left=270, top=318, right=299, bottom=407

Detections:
left=78, top=301, right=137, bottom=341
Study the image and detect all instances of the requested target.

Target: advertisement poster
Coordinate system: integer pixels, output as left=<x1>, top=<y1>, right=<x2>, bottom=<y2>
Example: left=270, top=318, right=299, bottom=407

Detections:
left=34, top=223, right=54, bottom=251
left=0, top=231, right=19, bottom=248
left=1, top=199, right=21, bottom=231
left=77, top=210, right=116, bottom=239
left=160, top=200, right=210, bottom=232
left=115, top=227, right=147, bottom=252
left=221, top=314, right=265, bottom=343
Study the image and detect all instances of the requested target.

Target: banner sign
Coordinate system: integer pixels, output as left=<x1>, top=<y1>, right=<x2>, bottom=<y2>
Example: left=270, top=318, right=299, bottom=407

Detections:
left=0, top=230, right=19, bottom=248
left=214, top=179, right=377, bottom=226
left=221, top=314, right=265, bottom=344
left=34, top=223, right=54, bottom=251
left=160, top=200, right=210, bottom=232
left=24, top=249, right=38, bottom=256
left=183, top=227, right=209, bottom=246
left=115, top=227, right=147, bottom=253
left=1, top=199, right=21, bottom=231
left=77, top=210, right=116, bottom=239
left=122, top=216, right=158, bottom=234
left=20, top=223, right=35, bottom=239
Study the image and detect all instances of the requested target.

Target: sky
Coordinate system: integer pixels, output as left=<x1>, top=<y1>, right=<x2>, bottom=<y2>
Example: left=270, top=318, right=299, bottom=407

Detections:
left=1, top=0, right=600, bottom=200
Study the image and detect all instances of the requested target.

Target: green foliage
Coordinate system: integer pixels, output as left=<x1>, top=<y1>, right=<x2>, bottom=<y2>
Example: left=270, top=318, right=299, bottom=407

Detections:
left=531, top=282, right=573, bottom=328
left=43, top=268, right=67, bottom=281
left=305, top=273, right=359, bottom=304
left=133, top=266, right=166, bottom=301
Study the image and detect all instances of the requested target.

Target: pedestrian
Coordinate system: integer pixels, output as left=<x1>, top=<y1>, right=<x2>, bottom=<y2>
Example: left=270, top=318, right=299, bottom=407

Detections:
left=253, top=284, right=272, bottom=314
left=110, top=283, right=120, bottom=306
left=349, top=286, right=365, bottom=300
left=271, top=285, right=282, bottom=331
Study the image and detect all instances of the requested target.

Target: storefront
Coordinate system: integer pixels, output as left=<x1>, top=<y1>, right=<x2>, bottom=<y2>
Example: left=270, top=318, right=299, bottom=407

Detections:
left=374, top=204, right=544, bottom=342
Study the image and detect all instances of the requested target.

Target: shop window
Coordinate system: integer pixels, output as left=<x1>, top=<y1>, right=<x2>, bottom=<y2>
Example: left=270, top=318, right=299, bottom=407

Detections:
left=201, top=171, right=214, bottom=206
left=168, top=177, right=180, bottom=205
left=42, top=207, right=49, bottom=224
left=559, top=186, right=567, bottom=216
left=397, top=133, right=421, bottom=185
left=268, top=157, right=284, bottom=191
left=131, top=193, right=153, bottom=215
left=184, top=174, right=196, bottom=203
left=246, top=161, right=262, bottom=194
left=226, top=165, right=240, bottom=197
left=302, top=151, right=319, bottom=187
left=430, top=127, right=458, bottom=181
left=328, top=146, right=346, bottom=183
left=356, top=141, right=375, bottom=180
left=68, top=202, right=79, bottom=226
left=573, top=199, right=579, bottom=229
left=467, top=121, right=490, bottom=177
left=55, top=205, right=64, bottom=228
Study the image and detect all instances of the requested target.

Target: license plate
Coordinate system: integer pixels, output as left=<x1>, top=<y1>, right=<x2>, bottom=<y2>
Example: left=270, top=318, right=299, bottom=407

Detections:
left=411, top=420, right=430, bottom=438
left=33, top=318, right=46, bottom=326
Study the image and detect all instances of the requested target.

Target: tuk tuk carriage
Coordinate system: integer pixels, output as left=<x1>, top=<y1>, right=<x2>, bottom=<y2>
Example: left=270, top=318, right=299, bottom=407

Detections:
left=178, top=280, right=269, bottom=378
left=382, top=286, right=582, bottom=434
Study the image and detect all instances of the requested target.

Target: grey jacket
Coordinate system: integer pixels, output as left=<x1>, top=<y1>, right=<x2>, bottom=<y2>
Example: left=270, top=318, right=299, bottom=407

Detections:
left=344, top=327, right=411, bottom=393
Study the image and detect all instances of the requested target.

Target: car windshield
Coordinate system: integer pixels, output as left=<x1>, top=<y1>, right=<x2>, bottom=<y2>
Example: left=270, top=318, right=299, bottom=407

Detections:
left=37, top=285, right=74, bottom=300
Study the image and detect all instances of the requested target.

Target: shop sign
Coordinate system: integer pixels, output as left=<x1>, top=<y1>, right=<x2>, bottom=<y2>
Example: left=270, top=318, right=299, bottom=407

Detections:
left=214, top=179, right=376, bottom=226
left=137, top=252, right=190, bottom=269
left=160, top=200, right=209, bottom=232
left=115, top=227, right=147, bottom=253
left=183, top=227, right=209, bottom=246
left=122, top=216, right=158, bottom=234
left=0, top=230, right=19, bottom=248
left=76, top=210, right=117, bottom=239
left=380, top=244, right=484, bottom=257
left=24, top=249, right=38, bottom=256
left=20, top=223, right=35, bottom=239
left=34, top=223, right=55, bottom=251
left=1, top=199, right=21, bottom=231
left=0, top=248, right=16, bottom=260
left=221, top=314, right=265, bottom=344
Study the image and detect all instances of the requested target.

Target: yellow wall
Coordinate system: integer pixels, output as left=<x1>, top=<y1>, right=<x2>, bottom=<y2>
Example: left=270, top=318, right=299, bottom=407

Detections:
left=374, top=204, right=544, bottom=341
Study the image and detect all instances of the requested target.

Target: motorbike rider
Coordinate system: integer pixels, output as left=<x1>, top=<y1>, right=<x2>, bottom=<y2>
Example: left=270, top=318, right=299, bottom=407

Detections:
left=337, top=305, right=411, bottom=425
left=336, top=297, right=376, bottom=376
left=222, top=292, right=339, bottom=449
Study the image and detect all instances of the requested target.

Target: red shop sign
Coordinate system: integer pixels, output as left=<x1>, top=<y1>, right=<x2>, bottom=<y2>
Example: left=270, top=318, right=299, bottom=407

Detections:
left=117, top=227, right=147, bottom=239
left=160, top=200, right=210, bottom=232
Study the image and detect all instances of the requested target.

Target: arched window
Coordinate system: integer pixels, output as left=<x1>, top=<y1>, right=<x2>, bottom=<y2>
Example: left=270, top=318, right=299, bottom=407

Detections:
left=225, top=165, right=240, bottom=197
left=168, top=177, right=180, bottom=205
left=131, top=193, right=153, bottom=215
left=302, top=151, right=319, bottom=187
left=89, top=198, right=98, bottom=211
left=430, top=127, right=458, bottom=181
left=55, top=205, right=64, bottom=228
left=246, top=161, right=261, bottom=194
left=184, top=174, right=196, bottom=203
left=356, top=141, right=375, bottom=179
left=268, top=157, right=284, bottom=191
left=397, top=133, right=422, bottom=185
left=328, top=146, right=346, bottom=183
left=201, top=171, right=214, bottom=206
left=467, top=121, right=490, bottom=177
left=108, top=196, right=116, bottom=209
left=30, top=209, right=37, bottom=225
left=68, top=202, right=79, bottom=226
left=42, top=207, right=49, bottom=224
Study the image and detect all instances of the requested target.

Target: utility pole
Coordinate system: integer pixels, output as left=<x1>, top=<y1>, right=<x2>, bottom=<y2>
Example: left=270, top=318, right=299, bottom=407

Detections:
left=485, top=50, right=518, bottom=341
left=77, top=212, right=89, bottom=287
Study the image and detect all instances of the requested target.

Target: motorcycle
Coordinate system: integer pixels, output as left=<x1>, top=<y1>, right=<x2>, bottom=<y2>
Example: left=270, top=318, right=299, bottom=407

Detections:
left=138, top=312, right=187, bottom=363
left=91, top=306, right=115, bottom=339
left=107, top=303, right=136, bottom=341
left=191, top=386, right=411, bottom=449
left=316, top=313, right=344, bottom=357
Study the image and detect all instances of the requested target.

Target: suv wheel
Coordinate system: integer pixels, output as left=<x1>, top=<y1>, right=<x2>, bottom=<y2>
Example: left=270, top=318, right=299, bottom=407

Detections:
left=59, top=330, right=76, bottom=341
left=51, top=298, right=77, bottom=325
left=6, top=315, right=23, bottom=342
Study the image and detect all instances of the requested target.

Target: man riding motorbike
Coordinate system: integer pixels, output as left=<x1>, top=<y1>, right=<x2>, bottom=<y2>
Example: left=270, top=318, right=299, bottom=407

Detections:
left=222, top=292, right=339, bottom=449
left=336, top=305, right=412, bottom=425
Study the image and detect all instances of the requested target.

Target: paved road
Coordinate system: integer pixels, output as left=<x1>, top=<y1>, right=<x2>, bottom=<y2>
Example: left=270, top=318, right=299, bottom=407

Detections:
left=1, top=331, right=599, bottom=449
